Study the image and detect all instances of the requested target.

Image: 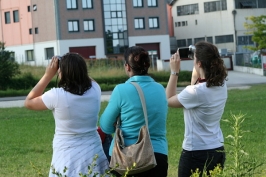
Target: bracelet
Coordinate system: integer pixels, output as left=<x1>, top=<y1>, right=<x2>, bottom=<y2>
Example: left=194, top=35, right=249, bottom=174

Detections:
left=171, top=71, right=179, bottom=76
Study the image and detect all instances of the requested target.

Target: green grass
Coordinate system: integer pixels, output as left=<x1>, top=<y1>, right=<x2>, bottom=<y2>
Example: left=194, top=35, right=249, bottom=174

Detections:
left=1, top=84, right=266, bottom=176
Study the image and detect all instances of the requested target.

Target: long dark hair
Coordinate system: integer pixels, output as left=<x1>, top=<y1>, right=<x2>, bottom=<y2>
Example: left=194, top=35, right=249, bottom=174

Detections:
left=124, top=46, right=150, bottom=75
left=58, top=53, right=92, bottom=95
left=195, top=41, right=228, bottom=87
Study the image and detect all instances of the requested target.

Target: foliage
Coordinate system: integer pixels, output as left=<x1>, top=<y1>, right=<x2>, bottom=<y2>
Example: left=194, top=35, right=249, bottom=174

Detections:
left=190, top=113, right=264, bottom=177
left=223, top=113, right=263, bottom=176
left=0, top=42, right=20, bottom=90
left=49, top=154, right=133, bottom=177
left=244, top=15, right=266, bottom=53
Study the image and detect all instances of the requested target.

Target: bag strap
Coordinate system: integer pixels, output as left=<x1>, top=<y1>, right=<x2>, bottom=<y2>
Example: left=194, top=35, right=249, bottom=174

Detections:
left=130, top=82, right=150, bottom=136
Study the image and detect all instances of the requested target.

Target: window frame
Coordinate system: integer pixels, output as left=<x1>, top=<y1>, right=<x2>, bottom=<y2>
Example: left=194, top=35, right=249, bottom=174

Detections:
left=177, top=4, right=199, bottom=16
left=45, top=47, right=54, bottom=60
left=215, top=34, right=234, bottom=44
left=148, top=17, right=159, bottom=29
left=13, top=10, right=19, bottom=23
left=82, top=0, right=93, bottom=9
left=35, top=27, right=38, bottom=34
left=133, top=0, right=143, bottom=8
left=204, top=0, right=227, bottom=13
left=134, top=18, right=145, bottom=29
left=4, top=12, right=10, bottom=24
left=147, top=0, right=157, bottom=7
left=33, top=4, right=37, bottom=11
left=68, top=20, right=79, bottom=32
left=66, top=0, right=78, bottom=9
left=83, top=19, right=95, bottom=31
left=26, top=50, right=34, bottom=61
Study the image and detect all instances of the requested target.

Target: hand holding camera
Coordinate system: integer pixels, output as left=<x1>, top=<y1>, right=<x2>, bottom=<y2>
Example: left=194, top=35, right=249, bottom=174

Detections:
left=178, top=45, right=196, bottom=59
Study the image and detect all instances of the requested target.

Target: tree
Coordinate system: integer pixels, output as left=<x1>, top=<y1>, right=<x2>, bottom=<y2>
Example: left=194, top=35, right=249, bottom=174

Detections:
left=244, top=15, right=266, bottom=53
left=0, top=42, right=20, bottom=90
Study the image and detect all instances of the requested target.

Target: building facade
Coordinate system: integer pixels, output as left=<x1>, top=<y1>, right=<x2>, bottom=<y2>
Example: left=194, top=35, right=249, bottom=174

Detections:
left=171, top=0, right=266, bottom=54
left=0, top=0, right=172, bottom=66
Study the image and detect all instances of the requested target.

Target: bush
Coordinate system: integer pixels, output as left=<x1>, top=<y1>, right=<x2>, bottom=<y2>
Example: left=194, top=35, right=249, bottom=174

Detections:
left=0, top=42, right=20, bottom=90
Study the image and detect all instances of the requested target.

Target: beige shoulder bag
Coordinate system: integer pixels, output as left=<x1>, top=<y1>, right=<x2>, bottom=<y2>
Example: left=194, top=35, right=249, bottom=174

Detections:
left=109, top=82, right=157, bottom=175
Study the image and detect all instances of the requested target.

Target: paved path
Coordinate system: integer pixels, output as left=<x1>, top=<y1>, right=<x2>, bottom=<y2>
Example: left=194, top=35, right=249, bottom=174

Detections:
left=1, top=71, right=266, bottom=108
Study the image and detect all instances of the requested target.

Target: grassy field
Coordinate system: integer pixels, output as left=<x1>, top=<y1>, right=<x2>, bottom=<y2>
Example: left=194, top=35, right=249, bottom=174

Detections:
left=0, top=84, right=266, bottom=176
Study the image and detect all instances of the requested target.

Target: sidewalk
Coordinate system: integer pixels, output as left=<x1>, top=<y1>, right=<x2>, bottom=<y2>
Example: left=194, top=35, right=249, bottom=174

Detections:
left=1, top=71, right=266, bottom=108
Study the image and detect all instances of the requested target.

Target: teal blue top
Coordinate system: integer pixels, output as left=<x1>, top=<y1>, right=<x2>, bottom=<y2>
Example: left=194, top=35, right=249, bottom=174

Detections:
left=100, top=76, right=168, bottom=156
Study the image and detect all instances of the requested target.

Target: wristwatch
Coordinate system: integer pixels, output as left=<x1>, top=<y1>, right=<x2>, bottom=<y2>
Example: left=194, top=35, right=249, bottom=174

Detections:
left=171, top=71, right=179, bottom=76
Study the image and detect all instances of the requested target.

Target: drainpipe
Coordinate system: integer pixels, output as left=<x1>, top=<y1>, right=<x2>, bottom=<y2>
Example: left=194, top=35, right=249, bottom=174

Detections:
left=232, top=9, right=237, bottom=53
left=0, top=0, right=3, bottom=42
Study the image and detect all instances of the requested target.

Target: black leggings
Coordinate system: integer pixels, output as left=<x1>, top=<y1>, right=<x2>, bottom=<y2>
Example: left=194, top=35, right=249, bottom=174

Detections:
left=109, top=152, right=168, bottom=177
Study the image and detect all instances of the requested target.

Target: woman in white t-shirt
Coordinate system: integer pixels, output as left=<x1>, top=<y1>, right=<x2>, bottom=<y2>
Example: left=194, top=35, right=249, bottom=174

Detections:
left=166, top=41, right=228, bottom=177
left=24, top=53, right=109, bottom=177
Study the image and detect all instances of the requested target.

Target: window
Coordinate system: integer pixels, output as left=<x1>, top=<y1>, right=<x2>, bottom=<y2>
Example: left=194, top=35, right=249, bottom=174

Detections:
left=149, top=17, right=159, bottom=29
left=4, top=12, right=10, bottom=24
left=13, top=10, right=19, bottom=23
left=182, top=21, right=187, bottom=26
left=66, top=0, right=77, bottom=9
left=187, top=38, right=193, bottom=46
left=103, top=0, right=128, bottom=54
left=84, top=19, right=94, bottom=31
left=234, top=0, right=265, bottom=8
left=207, top=37, right=213, bottom=43
left=134, top=18, right=145, bottom=29
left=204, top=0, right=227, bottom=13
left=177, top=4, right=199, bottom=16
left=27, top=6, right=30, bottom=12
left=33, top=4, right=37, bottom=11
left=26, top=50, right=34, bottom=61
left=148, top=0, right=157, bottom=7
left=10, top=52, right=15, bottom=60
left=29, top=28, right=32, bottom=34
left=177, top=39, right=186, bottom=47
left=215, top=34, right=234, bottom=44
left=45, top=48, right=54, bottom=59
left=133, top=0, right=143, bottom=7
left=194, top=37, right=205, bottom=44
left=111, top=11, right=122, bottom=18
left=82, top=0, right=93, bottom=9
left=237, top=36, right=254, bottom=45
left=35, top=28, right=38, bottom=34
left=68, top=20, right=79, bottom=32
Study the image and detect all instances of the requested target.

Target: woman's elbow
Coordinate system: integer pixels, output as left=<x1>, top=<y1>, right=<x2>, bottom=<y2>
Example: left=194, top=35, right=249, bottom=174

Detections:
left=24, top=100, right=33, bottom=110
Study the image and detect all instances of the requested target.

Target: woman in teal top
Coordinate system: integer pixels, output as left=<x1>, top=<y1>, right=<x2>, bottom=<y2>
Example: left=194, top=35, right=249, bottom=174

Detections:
left=100, top=46, right=168, bottom=177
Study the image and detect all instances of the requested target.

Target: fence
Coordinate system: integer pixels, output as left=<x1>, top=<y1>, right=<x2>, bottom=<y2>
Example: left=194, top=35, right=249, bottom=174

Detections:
left=235, top=52, right=262, bottom=68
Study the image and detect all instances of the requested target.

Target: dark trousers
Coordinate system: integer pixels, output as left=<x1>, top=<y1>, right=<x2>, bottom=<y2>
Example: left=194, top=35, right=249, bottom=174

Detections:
left=178, top=146, right=225, bottom=177
left=109, top=152, right=168, bottom=177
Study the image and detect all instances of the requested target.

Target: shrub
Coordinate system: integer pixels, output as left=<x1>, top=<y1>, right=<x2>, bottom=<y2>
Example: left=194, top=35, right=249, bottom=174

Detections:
left=0, top=42, right=20, bottom=90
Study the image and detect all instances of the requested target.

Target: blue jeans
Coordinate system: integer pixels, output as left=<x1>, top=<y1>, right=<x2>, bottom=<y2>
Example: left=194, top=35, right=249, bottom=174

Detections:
left=102, top=134, right=113, bottom=161
left=178, top=146, right=225, bottom=177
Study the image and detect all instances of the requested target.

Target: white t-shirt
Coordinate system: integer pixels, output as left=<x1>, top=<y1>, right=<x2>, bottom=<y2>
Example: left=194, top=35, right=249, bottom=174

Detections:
left=42, top=81, right=101, bottom=135
left=178, top=82, right=227, bottom=151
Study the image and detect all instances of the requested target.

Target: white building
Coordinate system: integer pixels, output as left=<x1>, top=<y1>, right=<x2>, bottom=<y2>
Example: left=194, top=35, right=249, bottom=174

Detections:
left=171, top=0, right=266, bottom=54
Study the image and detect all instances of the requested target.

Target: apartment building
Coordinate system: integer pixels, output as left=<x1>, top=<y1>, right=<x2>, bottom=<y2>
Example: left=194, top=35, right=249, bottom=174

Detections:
left=171, top=0, right=266, bottom=54
left=0, top=0, right=172, bottom=66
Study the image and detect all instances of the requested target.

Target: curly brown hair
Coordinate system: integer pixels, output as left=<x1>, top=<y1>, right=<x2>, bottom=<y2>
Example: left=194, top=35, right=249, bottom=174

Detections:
left=195, top=41, right=228, bottom=87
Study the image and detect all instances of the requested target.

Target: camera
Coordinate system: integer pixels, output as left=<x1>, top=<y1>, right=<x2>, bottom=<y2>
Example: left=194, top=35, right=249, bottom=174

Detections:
left=178, top=45, right=196, bottom=59
left=55, top=55, right=62, bottom=68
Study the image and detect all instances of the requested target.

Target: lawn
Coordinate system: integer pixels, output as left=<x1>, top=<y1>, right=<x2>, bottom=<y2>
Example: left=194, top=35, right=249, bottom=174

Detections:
left=0, top=84, right=266, bottom=176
